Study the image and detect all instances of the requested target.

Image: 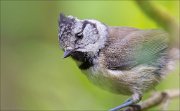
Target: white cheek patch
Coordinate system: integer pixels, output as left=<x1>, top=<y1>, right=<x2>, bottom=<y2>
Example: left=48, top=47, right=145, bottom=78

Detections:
left=83, top=24, right=98, bottom=44
left=83, top=20, right=108, bottom=54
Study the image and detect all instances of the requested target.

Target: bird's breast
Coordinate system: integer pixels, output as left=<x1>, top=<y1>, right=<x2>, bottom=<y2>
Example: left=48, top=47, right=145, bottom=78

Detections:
left=80, top=61, right=161, bottom=95
left=80, top=61, right=134, bottom=95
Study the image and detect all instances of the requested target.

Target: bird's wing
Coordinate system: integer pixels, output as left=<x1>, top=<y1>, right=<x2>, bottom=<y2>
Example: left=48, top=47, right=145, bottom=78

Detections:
left=102, top=29, right=169, bottom=70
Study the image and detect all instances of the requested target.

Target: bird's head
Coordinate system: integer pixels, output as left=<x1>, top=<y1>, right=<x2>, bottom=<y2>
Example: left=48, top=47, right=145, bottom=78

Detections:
left=58, top=13, right=108, bottom=58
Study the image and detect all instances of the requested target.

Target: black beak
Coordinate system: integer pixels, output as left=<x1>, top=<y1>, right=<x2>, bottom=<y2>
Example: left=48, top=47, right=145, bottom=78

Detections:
left=64, top=49, right=74, bottom=58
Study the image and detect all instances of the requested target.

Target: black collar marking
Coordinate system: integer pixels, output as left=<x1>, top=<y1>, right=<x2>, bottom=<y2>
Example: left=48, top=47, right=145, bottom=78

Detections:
left=71, top=51, right=93, bottom=70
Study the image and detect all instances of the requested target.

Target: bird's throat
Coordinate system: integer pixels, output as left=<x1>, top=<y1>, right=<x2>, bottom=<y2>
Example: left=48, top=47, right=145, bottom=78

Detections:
left=71, top=51, right=94, bottom=70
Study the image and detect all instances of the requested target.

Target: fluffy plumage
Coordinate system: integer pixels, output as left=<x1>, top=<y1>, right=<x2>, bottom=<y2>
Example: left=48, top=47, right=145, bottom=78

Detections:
left=58, top=14, right=171, bottom=110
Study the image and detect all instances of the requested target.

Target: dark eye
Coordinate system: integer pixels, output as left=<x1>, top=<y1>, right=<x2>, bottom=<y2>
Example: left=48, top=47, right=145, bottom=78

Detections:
left=75, top=32, right=83, bottom=39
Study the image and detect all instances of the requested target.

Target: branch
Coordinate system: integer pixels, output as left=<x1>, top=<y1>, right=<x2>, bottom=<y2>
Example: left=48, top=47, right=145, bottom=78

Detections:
left=135, top=0, right=179, bottom=48
left=123, top=89, right=180, bottom=111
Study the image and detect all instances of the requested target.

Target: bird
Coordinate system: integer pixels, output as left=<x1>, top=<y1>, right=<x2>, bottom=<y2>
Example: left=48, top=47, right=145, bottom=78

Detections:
left=58, top=13, right=173, bottom=111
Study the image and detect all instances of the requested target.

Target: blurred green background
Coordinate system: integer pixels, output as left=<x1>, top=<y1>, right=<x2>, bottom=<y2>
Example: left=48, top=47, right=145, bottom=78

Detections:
left=1, top=1, right=179, bottom=110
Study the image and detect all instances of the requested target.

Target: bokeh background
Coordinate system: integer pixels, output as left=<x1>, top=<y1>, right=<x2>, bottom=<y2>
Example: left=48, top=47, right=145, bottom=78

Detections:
left=1, top=0, right=179, bottom=110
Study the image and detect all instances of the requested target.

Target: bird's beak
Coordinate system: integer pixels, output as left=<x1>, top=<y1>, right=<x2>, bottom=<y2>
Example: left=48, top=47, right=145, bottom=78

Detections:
left=63, top=49, right=74, bottom=58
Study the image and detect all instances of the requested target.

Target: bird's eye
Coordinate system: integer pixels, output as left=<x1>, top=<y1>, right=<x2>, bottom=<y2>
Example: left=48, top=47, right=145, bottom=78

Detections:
left=75, top=32, right=83, bottom=39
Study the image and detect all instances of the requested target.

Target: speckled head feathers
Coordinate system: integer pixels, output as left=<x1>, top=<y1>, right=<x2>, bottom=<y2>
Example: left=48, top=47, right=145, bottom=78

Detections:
left=58, top=13, right=108, bottom=56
